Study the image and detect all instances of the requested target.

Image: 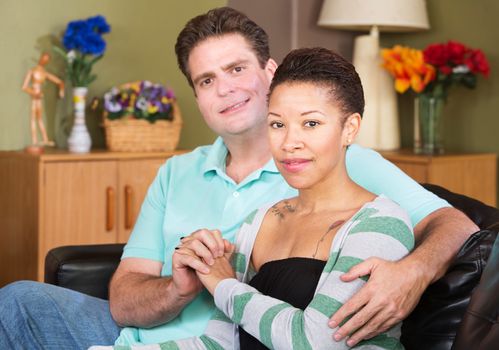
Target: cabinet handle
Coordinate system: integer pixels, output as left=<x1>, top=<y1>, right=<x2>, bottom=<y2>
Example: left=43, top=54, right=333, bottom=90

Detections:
left=106, top=187, right=115, bottom=231
left=125, top=185, right=134, bottom=230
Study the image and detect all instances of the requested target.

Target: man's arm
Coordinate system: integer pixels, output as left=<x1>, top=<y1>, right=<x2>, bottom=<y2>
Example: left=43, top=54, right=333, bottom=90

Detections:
left=109, top=228, right=227, bottom=328
left=109, top=257, right=199, bottom=328
left=329, top=207, right=478, bottom=346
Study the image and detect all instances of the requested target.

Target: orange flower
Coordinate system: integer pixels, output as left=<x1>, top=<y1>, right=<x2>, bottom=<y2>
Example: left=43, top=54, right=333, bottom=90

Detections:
left=381, top=45, right=435, bottom=94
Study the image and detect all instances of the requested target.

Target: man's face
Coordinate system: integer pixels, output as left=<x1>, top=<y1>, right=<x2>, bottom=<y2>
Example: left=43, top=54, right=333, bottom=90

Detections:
left=187, top=34, right=276, bottom=139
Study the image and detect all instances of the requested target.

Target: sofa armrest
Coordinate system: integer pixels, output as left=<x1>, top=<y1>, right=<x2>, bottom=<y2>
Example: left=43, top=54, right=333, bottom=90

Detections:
left=422, top=183, right=499, bottom=230
left=44, top=243, right=124, bottom=300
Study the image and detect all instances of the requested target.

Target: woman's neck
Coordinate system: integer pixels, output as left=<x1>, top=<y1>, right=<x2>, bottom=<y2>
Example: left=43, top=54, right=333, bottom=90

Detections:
left=294, top=167, right=373, bottom=215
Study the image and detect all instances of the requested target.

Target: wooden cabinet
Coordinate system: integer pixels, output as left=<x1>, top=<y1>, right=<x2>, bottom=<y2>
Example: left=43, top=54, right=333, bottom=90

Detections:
left=380, top=149, right=497, bottom=207
left=0, top=149, right=184, bottom=285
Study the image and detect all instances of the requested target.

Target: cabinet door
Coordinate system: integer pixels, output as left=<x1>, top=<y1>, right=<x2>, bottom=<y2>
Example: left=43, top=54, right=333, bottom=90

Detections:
left=118, top=158, right=167, bottom=242
left=42, top=161, right=119, bottom=270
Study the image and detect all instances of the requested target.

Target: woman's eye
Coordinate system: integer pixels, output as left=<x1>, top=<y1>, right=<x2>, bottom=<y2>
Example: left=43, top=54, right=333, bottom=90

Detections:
left=270, top=121, right=284, bottom=129
left=304, top=120, right=320, bottom=128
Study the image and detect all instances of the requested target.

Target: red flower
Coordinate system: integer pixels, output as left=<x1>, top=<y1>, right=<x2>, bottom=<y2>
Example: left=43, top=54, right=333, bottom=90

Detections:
left=439, top=65, right=453, bottom=75
left=384, top=40, right=490, bottom=97
left=423, top=43, right=449, bottom=66
left=446, top=41, right=467, bottom=65
left=466, top=49, right=490, bottom=77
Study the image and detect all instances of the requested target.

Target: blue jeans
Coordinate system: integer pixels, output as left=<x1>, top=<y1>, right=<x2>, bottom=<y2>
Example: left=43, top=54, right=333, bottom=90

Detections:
left=0, top=281, right=120, bottom=350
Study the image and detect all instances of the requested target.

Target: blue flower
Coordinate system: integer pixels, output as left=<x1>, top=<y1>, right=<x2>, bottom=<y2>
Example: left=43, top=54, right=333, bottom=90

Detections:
left=56, top=15, right=111, bottom=86
left=87, top=15, right=111, bottom=34
left=62, top=16, right=110, bottom=55
left=81, top=32, right=106, bottom=55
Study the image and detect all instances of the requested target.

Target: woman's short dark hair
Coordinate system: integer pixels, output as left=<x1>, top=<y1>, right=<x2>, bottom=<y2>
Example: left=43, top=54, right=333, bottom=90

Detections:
left=175, top=7, right=270, bottom=87
left=269, top=47, right=365, bottom=119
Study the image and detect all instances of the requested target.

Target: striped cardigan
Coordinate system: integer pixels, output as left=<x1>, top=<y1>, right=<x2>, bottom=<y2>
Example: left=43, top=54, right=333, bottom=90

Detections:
left=91, top=195, right=413, bottom=350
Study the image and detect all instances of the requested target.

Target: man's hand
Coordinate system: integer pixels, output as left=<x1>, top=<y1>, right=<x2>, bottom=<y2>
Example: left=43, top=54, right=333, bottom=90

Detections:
left=172, top=229, right=230, bottom=297
left=197, top=244, right=236, bottom=295
left=329, top=257, right=429, bottom=347
left=171, top=247, right=205, bottom=299
left=178, top=229, right=225, bottom=265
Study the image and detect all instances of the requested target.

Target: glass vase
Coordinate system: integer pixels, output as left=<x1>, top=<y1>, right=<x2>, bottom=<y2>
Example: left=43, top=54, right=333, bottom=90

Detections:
left=415, top=93, right=445, bottom=155
left=67, top=87, right=92, bottom=153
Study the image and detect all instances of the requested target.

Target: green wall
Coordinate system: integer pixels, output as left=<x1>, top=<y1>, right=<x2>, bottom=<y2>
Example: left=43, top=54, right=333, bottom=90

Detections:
left=0, top=0, right=226, bottom=151
left=2, top=1, right=497, bottom=201
left=380, top=0, right=499, bottom=154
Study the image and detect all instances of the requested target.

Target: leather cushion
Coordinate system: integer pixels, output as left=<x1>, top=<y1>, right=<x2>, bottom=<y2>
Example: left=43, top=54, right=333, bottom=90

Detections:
left=422, top=184, right=499, bottom=231
left=452, top=234, right=499, bottom=350
left=44, top=243, right=124, bottom=300
left=401, top=229, right=497, bottom=350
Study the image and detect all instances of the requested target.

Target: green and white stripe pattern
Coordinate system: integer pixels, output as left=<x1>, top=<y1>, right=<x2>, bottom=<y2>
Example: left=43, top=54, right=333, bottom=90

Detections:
left=90, top=195, right=413, bottom=350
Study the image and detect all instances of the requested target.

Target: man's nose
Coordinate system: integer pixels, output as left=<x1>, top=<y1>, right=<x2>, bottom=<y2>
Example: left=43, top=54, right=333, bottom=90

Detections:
left=216, top=77, right=235, bottom=96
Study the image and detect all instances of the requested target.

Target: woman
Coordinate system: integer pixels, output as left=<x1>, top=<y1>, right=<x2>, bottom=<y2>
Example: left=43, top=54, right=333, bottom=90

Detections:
left=92, top=47, right=413, bottom=350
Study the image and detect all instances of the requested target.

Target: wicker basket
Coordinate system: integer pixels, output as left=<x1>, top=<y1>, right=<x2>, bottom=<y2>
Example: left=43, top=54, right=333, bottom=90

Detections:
left=103, top=101, right=182, bottom=152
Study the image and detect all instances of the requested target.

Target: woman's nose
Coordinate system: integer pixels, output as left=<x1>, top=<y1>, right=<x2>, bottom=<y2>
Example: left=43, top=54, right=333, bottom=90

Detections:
left=282, top=129, right=304, bottom=152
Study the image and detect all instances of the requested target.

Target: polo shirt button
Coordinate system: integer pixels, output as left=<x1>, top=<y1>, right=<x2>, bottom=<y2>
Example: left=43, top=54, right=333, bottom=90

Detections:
left=233, top=191, right=240, bottom=198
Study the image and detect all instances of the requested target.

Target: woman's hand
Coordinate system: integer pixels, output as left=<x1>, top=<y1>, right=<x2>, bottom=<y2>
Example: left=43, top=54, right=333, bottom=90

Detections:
left=197, top=243, right=236, bottom=295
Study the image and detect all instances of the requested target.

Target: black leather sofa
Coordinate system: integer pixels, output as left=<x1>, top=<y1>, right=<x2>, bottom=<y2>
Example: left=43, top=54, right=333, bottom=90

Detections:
left=44, top=184, right=499, bottom=350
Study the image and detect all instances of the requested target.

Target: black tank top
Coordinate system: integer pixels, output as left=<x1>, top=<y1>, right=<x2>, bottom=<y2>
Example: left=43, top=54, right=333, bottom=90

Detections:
left=239, top=257, right=326, bottom=349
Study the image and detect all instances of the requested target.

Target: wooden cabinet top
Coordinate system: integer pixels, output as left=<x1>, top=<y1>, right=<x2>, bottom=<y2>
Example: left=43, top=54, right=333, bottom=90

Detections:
left=0, top=148, right=188, bottom=162
left=380, top=149, right=497, bottom=164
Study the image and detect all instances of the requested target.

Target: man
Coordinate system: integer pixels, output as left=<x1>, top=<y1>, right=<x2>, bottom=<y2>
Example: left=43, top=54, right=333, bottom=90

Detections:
left=0, top=7, right=477, bottom=349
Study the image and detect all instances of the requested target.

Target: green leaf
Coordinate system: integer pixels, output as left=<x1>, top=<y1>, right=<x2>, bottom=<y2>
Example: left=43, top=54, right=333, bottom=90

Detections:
left=52, top=46, right=68, bottom=59
left=461, top=74, right=477, bottom=89
left=89, top=54, right=103, bottom=65
left=86, top=74, right=97, bottom=86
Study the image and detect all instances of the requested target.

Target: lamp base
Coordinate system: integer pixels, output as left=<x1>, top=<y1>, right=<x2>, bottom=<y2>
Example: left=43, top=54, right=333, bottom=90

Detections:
left=352, top=32, right=400, bottom=150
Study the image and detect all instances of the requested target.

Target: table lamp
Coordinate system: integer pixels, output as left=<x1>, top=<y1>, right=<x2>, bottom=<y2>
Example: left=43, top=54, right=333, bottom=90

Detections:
left=318, top=0, right=429, bottom=150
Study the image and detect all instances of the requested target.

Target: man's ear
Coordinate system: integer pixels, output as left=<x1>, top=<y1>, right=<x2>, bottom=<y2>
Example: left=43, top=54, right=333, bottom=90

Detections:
left=265, top=58, right=278, bottom=78
left=343, top=113, right=362, bottom=146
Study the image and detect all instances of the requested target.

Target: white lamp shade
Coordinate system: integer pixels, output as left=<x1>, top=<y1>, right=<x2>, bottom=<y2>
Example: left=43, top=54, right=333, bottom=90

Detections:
left=318, top=0, right=429, bottom=32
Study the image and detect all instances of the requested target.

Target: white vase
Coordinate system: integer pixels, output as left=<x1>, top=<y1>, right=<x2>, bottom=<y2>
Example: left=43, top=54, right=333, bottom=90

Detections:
left=68, top=87, right=92, bottom=153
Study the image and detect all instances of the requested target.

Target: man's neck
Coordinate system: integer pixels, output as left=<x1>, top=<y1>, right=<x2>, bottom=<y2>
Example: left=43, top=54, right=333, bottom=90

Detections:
left=223, top=134, right=272, bottom=184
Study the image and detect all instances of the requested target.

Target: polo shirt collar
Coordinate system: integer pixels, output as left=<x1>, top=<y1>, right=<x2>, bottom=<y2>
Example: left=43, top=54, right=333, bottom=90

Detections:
left=203, top=137, right=228, bottom=174
left=202, top=137, right=280, bottom=184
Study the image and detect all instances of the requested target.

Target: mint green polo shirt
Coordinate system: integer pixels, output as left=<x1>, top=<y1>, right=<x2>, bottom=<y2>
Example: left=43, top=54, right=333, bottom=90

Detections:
left=116, top=137, right=449, bottom=345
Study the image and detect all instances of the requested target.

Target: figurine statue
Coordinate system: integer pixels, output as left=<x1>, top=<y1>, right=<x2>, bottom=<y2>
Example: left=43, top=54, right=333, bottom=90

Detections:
left=22, top=52, right=64, bottom=148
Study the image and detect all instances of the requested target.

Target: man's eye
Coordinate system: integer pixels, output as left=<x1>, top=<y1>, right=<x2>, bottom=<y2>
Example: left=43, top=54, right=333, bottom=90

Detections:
left=270, top=121, right=284, bottom=129
left=200, top=78, right=212, bottom=87
left=304, top=120, right=320, bottom=128
left=233, top=66, right=244, bottom=73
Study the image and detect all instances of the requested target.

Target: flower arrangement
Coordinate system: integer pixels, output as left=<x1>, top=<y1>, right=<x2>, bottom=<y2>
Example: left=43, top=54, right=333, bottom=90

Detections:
left=382, top=41, right=490, bottom=155
left=54, top=15, right=111, bottom=87
left=104, top=81, right=176, bottom=123
left=381, top=40, right=490, bottom=98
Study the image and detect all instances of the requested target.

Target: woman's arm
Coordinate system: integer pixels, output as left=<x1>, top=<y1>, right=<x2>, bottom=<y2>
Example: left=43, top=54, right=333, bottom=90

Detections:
left=208, top=200, right=414, bottom=350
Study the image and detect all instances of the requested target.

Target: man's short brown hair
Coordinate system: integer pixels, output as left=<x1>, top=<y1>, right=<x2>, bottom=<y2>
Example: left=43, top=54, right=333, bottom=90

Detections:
left=175, top=7, right=270, bottom=87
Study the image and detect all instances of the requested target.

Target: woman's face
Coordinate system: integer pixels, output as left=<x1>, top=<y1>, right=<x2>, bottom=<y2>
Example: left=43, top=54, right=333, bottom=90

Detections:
left=267, top=82, right=359, bottom=190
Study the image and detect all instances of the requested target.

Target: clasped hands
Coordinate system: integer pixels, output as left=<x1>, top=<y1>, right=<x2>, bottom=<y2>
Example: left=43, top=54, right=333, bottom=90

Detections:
left=172, top=229, right=235, bottom=297
left=172, top=229, right=426, bottom=347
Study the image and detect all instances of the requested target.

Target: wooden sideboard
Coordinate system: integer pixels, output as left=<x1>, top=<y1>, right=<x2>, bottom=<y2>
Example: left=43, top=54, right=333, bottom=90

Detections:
left=0, top=149, right=185, bottom=286
left=380, top=149, right=497, bottom=207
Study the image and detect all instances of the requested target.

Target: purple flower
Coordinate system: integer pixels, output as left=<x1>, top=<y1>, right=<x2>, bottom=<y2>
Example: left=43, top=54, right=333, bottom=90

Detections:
left=166, top=89, right=175, bottom=99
